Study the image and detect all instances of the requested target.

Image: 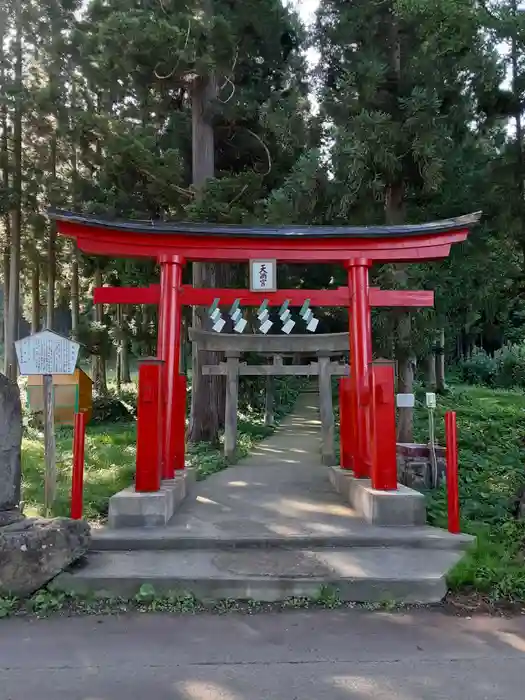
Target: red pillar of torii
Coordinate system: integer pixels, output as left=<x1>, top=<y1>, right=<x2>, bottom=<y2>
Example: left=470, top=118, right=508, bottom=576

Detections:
left=50, top=209, right=480, bottom=490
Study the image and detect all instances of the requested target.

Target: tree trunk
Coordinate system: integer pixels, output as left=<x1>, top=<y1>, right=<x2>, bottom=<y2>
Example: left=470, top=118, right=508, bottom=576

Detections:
left=46, top=225, right=56, bottom=330
left=91, top=264, right=108, bottom=395
left=70, top=244, right=80, bottom=339
left=116, top=304, right=131, bottom=386
left=4, top=1, right=22, bottom=381
left=435, top=328, right=446, bottom=393
left=46, top=134, right=57, bottom=330
left=142, top=304, right=154, bottom=355
left=70, top=73, right=81, bottom=341
left=1, top=28, right=9, bottom=349
left=424, top=352, right=436, bottom=390
left=120, top=305, right=131, bottom=383
left=385, top=180, right=413, bottom=442
left=510, top=6, right=525, bottom=284
left=31, top=261, right=40, bottom=333
left=115, top=329, right=122, bottom=395
left=188, top=68, right=226, bottom=444
left=386, top=7, right=413, bottom=443
left=2, top=245, right=9, bottom=345
left=511, top=7, right=523, bottom=207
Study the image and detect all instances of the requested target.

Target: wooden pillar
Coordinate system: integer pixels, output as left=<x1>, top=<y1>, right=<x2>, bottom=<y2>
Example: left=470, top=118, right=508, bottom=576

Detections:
left=436, top=328, right=446, bottom=392
left=224, top=351, right=240, bottom=460
left=347, top=259, right=372, bottom=478
left=157, top=255, right=185, bottom=478
left=264, top=376, right=275, bottom=427
left=339, top=376, right=352, bottom=469
left=318, top=354, right=336, bottom=465
left=264, top=354, right=281, bottom=426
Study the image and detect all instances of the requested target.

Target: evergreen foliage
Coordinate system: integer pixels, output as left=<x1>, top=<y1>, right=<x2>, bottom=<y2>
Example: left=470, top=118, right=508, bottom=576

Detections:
left=1, top=0, right=525, bottom=435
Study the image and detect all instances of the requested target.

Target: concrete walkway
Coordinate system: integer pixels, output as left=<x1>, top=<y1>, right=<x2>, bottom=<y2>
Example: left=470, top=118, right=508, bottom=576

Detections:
left=2, top=609, right=525, bottom=699
left=92, top=393, right=465, bottom=549
left=168, top=391, right=361, bottom=541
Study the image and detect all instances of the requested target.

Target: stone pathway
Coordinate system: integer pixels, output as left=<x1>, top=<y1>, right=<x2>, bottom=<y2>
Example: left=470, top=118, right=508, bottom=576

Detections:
left=167, top=391, right=364, bottom=541
left=93, top=393, right=468, bottom=549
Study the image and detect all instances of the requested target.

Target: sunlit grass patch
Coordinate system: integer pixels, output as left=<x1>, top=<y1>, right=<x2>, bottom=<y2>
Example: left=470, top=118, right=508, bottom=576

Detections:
left=21, top=423, right=136, bottom=522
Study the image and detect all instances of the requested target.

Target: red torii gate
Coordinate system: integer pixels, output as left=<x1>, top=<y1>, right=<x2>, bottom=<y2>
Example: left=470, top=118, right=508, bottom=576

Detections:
left=50, top=209, right=480, bottom=492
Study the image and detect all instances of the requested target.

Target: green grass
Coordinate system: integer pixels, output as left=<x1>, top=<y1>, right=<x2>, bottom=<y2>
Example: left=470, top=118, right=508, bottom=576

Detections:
left=21, top=381, right=303, bottom=522
left=22, top=423, right=137, bottom=522
left=413, top=384, right=525, bottom=601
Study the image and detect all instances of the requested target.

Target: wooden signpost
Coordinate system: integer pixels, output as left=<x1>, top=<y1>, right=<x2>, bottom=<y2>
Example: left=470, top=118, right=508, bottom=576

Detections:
left=15, top=330, right=80, bottom=515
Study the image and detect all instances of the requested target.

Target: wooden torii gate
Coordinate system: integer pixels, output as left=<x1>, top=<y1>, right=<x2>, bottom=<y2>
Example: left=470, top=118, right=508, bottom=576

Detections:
left=50, top=209, right=480, bottom=495
left=190, top=328, right=351, bottom=465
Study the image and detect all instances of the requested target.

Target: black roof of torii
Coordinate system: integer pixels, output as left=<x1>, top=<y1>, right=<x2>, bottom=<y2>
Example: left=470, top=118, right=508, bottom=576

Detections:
left=48, top=209, right=482, bottom=240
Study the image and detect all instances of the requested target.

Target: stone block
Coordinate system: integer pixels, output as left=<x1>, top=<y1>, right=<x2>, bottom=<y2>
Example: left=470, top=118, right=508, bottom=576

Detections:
left=329, top=467, right=426, bottom=526
left=0, top=517, right=90, bottom=596
left=321, top=451, right=337, bottom=467
left=0, top=374, right=23, bottom=526
left=397, top=443, right=446, bottom=489
left=108, top=473, right=190, bottom=528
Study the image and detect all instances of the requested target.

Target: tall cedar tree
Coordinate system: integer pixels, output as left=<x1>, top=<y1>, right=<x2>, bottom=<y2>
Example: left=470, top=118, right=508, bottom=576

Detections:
left=73, top=0, right=311, bottom=440
left=315, top=0, right=501, bottom=439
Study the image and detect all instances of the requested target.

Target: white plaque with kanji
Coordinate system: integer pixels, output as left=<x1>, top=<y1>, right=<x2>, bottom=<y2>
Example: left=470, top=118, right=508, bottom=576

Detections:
left=15, top=330, right=80, bottom=376
left=250, top=259, right=277, bottom=292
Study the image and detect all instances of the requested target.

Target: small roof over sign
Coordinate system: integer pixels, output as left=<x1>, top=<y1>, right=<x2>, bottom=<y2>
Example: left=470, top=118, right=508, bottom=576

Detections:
left=15, top=330, right=80, bottom=376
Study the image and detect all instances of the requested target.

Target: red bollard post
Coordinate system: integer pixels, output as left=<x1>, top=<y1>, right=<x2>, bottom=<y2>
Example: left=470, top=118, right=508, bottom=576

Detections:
left=136, top=359, right=164, bottom=492
left=71, top=411, right=87, bottom=520
left=369, top=364, right=398, bottom=491
left=445, top=411, right=460, bottom=534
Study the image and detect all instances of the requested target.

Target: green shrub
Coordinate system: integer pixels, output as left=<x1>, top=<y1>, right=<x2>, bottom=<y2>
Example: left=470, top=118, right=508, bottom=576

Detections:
left=460, top=344, right=525, bottom=389
left=495, top=344, right=525, bottom=388
left=460, top=349, right=497, bottom=386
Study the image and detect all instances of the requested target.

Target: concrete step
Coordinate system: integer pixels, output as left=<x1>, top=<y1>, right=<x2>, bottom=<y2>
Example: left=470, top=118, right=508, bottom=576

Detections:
left=51, top=547, right=464, bottom=604
left=90, top=525, right=474, bottom=553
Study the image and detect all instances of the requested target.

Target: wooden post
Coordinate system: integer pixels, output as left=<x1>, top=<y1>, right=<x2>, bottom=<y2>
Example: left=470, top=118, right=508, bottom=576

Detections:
left=224, top=351, right=240, bottom=460
left=264, top=376, right=275, bottom=427
left=43, top=374, right=56, bottom=515
left=339, top=377, right=352, bottom=469
left=264, top=354, right=281, bottom=426
left=436, top=328, right=446, bottom=392
left=318, top=354, right=336, bottom=465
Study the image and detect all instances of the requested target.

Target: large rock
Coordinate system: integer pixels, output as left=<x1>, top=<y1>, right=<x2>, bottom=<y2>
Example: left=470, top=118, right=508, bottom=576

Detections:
left=0, top=374, right=23, bottom=526
left=0, top=517, right=91, bottom=596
